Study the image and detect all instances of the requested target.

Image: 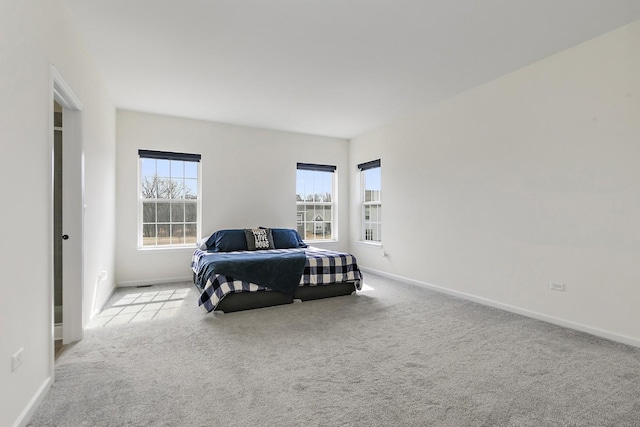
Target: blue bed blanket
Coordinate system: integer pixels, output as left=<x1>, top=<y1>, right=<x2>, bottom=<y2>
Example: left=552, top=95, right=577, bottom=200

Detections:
left=196, top=250, right=307, bottom=295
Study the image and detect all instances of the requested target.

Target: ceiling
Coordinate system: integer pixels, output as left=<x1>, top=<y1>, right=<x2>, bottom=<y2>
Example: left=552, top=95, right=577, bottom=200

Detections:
left=66, top=0, right=640, bottom=139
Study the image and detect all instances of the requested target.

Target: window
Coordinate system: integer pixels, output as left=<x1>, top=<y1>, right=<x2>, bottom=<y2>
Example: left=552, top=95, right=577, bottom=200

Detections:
left=296, top=163, right=336, bottom=241
left=359, top=159, right=381, bottom=242
left=139, top=150, right=200, bottom=247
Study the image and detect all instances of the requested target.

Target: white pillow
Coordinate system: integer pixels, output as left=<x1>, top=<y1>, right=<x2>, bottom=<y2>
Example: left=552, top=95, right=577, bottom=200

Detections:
left=197, top=237, right=209, bottom=250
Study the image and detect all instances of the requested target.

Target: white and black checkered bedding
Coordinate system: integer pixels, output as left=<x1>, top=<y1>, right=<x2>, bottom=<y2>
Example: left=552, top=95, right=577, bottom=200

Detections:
left=191, top=247, right=363, bottom=312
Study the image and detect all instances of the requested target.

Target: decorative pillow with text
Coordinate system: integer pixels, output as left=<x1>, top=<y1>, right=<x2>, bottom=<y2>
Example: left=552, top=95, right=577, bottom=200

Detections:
left=244, top=228, right=275, bottom=250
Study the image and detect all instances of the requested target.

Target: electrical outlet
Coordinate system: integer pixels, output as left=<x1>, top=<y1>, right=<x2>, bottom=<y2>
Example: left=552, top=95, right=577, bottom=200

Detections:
left=550, top=282, right=565, bottom=292
left=12, top=348, right=23, bottom=372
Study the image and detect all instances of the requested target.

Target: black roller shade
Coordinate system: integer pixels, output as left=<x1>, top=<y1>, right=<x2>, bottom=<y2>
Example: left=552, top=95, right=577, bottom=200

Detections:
left=357, top=159, right=381, bottom=171
left=297, top=163, right=336, bottom=173
left=138, top=149, right=201, bottom=162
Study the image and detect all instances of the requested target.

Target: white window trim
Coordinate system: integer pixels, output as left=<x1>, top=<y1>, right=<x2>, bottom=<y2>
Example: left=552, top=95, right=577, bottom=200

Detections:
left=359, top=162, right=382, bottom=243
left=137, top=153, right=202, bottom=250
left=296, top=165, right=338, bottom=243
left=362, top=200, right=382, bottom=243
left=354, top=240, right=382, bottom=247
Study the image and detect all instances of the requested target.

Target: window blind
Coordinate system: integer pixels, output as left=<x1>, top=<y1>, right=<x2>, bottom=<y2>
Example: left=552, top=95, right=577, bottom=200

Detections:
left=296, top=163, right=336, bottom=173
left=357, top=159, right=380, bottom=171
left=138, top=149, right=201, bottom=162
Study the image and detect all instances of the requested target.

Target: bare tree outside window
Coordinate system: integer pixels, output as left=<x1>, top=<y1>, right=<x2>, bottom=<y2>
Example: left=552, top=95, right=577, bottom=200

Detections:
left=141, top=175, right=197, bottom=200
left=139, top=153, right=200, bottom=247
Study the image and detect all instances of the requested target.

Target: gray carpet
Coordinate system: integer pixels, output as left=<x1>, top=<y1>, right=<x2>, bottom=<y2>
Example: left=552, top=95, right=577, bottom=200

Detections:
left=30, top=272, right=640, bottom=426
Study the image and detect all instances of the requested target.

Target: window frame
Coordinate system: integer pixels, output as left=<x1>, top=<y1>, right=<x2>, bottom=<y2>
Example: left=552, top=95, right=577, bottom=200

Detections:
left=359, top=159, right=381, bottom=243
left=137, top=150, right=202, bottom=249
left=296, top=163, right=337, bottom=242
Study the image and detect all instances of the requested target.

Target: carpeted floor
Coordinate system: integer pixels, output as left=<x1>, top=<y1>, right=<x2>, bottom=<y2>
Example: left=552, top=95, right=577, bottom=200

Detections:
left=30, top=272, right=640, bottom=426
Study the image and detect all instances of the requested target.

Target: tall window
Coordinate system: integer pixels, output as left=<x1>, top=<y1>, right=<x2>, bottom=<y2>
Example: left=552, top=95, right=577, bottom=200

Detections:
left=296, top=163, right=336, bottom=241
left=139, top=150, right=200, bottom=247
left=359, top=159, right=381, bottom=242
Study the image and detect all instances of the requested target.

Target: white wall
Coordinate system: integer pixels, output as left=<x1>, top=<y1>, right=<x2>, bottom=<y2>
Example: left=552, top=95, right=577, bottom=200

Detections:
left=0, top=1, right=116, bottom=426
left=116, top=111, right=349, bottom=285
left=350, top=20, right=640, bottom=345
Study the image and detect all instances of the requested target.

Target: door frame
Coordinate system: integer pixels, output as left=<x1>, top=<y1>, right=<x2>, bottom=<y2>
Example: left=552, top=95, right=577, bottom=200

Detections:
left=49, top=65, right=84, bottom=373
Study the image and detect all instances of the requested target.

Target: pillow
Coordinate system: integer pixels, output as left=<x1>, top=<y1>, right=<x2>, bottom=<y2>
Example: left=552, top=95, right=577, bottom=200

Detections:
left=197, top=236, right=209, bottom=250
left=244, top=228, right=275, bottom=250
left=205, top=229, right=249, bottom=252
left=268, top=228, right=308, bottom=249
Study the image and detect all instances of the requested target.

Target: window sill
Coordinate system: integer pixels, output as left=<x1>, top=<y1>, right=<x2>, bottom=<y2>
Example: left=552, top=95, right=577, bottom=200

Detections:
left=355, top=240, right=382, bottom=247
left=304, top=239, right=339, bottom=245
left=137, top=245, right=197, bottom=253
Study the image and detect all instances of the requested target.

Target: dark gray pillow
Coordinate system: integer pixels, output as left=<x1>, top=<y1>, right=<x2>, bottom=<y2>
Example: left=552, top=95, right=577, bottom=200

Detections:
left=244, top=228, right=275, bottom=250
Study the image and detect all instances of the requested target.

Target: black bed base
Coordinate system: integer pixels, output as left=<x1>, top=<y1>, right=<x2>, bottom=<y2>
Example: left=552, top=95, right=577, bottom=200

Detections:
left=213, top=282, right=357, bottom=313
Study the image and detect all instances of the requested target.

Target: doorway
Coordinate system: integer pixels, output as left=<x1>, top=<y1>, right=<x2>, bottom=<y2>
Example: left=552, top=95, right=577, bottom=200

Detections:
left=50, top=65, right=84, bottom=372
left=53, top=101, right=63, bottom=349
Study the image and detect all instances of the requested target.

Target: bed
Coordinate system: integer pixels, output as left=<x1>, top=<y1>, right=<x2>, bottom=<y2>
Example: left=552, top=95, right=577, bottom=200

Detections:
left=191, top=228, right=363, bottom=313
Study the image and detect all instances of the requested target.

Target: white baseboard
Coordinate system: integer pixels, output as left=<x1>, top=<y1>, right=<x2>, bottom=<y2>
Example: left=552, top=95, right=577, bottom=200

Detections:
left=91, top=285, right=116, bottom=320
left=12, top=377, right=52, bottom=427
left=117, top=276, right=192, bottom=288
left=360, top=266, right=640, bottom=349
